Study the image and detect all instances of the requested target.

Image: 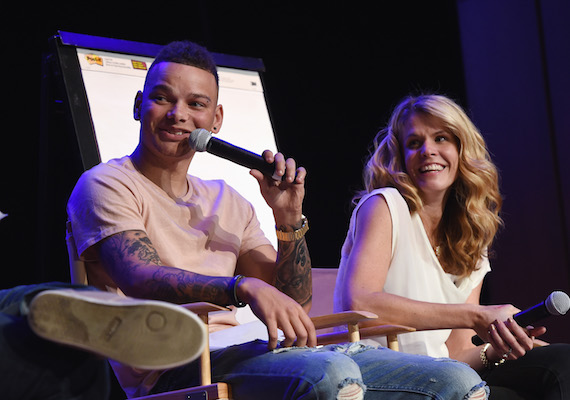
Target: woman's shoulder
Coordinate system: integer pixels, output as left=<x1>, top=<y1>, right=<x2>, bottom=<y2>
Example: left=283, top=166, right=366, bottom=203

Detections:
left=357, top=187, right=408, bottom=213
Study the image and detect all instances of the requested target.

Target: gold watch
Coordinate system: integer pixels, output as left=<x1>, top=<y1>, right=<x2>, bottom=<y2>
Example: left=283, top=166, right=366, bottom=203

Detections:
left=275, top=215, right=309, bottom=241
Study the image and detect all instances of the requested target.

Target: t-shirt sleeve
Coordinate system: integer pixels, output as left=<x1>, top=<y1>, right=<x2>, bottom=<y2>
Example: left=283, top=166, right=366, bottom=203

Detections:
left=67, top=165, right=147, bottom=257
left=231, top=189, right=273, bottom=255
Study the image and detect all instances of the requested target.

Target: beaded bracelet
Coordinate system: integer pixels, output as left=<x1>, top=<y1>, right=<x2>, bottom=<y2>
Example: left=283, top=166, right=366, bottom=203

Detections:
left=480, top=343, right=506, bottom=369
left=228, top=274, right=247, bottom=308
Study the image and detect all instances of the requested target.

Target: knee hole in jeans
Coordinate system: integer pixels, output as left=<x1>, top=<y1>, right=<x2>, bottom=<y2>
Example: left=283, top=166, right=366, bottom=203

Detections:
left=467, top=386, right=487, bottom=400
left=337, top=383, right=363, bottom=400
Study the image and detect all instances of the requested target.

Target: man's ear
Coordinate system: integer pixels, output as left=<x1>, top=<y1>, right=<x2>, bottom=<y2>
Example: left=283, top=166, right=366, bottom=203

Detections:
left=133, top=91, right=143, bottom=120
left=211, top=104, right=224, bottom=134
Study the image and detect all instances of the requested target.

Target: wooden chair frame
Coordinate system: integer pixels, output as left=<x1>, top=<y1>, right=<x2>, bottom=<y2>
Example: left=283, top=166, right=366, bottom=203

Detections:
left=129, top=304, right=414, bottom=400
left=66, top=222, right=415, bottom=400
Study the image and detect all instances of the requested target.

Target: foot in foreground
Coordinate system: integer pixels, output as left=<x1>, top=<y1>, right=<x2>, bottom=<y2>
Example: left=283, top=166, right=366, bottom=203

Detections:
left=27, top=289, right=206, bottom=369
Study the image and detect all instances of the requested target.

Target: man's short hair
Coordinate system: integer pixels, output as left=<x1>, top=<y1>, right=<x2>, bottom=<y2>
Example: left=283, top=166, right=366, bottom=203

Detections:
left=149, top=41, right=219, bottom=85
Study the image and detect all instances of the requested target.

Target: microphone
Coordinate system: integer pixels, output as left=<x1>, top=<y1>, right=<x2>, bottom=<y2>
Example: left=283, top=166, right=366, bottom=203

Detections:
left=472, top=291, right=570, bottom=345
left=189, top=129, right=281, bottom=180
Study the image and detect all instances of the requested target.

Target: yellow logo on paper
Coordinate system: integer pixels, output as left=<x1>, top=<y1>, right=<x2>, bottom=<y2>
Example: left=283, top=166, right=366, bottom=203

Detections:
left=131, top=60, right=148, bottom=70
left=85, top=54, right=103, bottom=66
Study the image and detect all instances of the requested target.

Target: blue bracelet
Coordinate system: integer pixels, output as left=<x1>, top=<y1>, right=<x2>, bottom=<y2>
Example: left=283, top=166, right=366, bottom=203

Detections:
left=228, top=275, right=246, bottom=308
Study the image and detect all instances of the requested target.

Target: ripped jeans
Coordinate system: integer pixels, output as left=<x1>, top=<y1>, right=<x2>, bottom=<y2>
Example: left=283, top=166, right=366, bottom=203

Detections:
left=150, top=340, right=488, bottom=399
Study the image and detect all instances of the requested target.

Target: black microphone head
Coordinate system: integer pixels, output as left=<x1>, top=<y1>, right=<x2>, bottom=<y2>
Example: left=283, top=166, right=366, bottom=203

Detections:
left=545, top=291, right=570, bottom=316
left=189, top=129, right=212, bottom=152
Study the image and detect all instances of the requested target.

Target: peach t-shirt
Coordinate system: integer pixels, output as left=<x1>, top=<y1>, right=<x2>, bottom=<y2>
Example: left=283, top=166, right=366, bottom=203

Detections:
left=67, top=156, right=272, bottom=397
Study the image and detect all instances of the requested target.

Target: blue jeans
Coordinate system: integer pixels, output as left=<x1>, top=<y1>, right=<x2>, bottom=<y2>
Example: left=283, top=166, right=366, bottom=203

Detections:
left=151, top=339, right=488, bottom=399
left=0, top=282, right=110, bottom=400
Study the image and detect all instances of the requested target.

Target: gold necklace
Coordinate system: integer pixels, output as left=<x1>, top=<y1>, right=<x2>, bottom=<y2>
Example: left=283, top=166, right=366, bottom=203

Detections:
left=433, top=245, right=441, bottom=258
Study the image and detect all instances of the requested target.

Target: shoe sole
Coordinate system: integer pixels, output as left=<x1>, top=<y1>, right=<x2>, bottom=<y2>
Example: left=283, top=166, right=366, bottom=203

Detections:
left=27, top=289, right=207, bottom=370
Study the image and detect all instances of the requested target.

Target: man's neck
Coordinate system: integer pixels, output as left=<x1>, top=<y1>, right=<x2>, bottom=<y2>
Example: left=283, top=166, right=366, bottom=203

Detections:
left=131, top=146, right=192, bottom=198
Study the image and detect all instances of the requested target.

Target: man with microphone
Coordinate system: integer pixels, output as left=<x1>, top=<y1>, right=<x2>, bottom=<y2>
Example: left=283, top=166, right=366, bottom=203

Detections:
left=67, top=40, right=488, bottom=399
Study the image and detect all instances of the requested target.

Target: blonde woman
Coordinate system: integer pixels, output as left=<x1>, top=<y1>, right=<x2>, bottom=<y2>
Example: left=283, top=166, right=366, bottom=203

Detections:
left=334, top=94, right=569, bottom=399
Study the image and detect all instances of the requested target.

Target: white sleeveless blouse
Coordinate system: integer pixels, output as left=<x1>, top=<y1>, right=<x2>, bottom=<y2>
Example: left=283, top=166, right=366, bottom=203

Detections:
left=334, top=187, right=490, bottom=357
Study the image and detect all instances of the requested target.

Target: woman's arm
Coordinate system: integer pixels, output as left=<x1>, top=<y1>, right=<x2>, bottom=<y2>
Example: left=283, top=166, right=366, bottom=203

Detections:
left=446, top=283, right=491, bottom=370
left=341, top=195, right=525, bottom=334
left=340, top=195, right=486, bottom=330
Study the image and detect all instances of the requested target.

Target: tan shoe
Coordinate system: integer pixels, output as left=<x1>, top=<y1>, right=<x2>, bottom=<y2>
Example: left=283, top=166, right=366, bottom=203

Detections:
left=27, top=289, right=207, bottom=370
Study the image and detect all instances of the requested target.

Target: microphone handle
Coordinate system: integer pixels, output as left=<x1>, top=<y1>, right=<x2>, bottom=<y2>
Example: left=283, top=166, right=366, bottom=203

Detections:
left=472, top=335, right=485, bottom=346
left=207, top=139, right=276, bottom=177
left=512, top=302, right=547, bottom=327
left=471, top=302, right=548, bottom=346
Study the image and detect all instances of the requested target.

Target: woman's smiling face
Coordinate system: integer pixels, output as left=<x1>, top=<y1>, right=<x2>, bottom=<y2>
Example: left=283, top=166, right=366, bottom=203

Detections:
left=400, top=112, right=459, bottom=202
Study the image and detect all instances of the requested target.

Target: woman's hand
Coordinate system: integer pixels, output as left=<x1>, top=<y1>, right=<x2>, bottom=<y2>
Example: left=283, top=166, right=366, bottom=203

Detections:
left=473, top=304, right=518, bottom=340
left=486, top=318, right=546, bottom=361
left=474, top=304, right=539, bottom=362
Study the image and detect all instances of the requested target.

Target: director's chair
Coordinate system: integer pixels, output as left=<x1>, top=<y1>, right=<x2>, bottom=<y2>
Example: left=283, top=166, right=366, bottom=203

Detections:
left=66, top=221, right=415, bottom=400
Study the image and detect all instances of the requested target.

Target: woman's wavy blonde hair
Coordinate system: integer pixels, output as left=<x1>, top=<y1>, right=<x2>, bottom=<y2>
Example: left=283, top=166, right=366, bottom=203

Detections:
left=359, top=94, right=503, bottom=277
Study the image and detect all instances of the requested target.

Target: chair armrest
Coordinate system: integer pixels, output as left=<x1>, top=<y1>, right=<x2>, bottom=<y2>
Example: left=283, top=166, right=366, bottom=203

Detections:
left=359, top=324, right=416, bottom=337
left=316, top=321, right=416, bottom=350
left=311, top=310, right=378, bottom=343
left=182, top=305, right=378, bottom=330
left=180, top=302, right=230, bottom=315
left=311, top=310, right=377, bottom=330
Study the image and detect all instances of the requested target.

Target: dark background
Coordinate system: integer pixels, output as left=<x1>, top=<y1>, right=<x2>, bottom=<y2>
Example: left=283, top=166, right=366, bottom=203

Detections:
left=1, top=0, right=568, bottom=358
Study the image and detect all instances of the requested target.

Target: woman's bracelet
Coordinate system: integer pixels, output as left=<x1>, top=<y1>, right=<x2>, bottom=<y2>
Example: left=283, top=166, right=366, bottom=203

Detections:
left=480, top=343, right=506, bottom=369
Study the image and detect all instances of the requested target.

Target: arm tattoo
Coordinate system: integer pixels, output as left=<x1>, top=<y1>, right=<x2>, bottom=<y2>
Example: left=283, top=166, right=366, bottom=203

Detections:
left=147, top=266, right=228, bottom=304
left=100, top=230, right=231, bottom=305
left=100, top=231, right=162, bottom=271
left=275, top=227, right=312, bottom=307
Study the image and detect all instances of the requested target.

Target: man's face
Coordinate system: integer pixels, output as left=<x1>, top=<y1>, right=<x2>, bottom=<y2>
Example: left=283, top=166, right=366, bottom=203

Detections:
left=134, top=62, right=223, bottom=160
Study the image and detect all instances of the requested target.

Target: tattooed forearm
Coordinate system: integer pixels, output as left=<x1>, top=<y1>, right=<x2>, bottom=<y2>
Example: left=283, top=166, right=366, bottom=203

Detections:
left=99, top=230, right=232, bottom=305
left=275, top=234, right=312, bottom=307
left=146, top=266, right=229, bottom=305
